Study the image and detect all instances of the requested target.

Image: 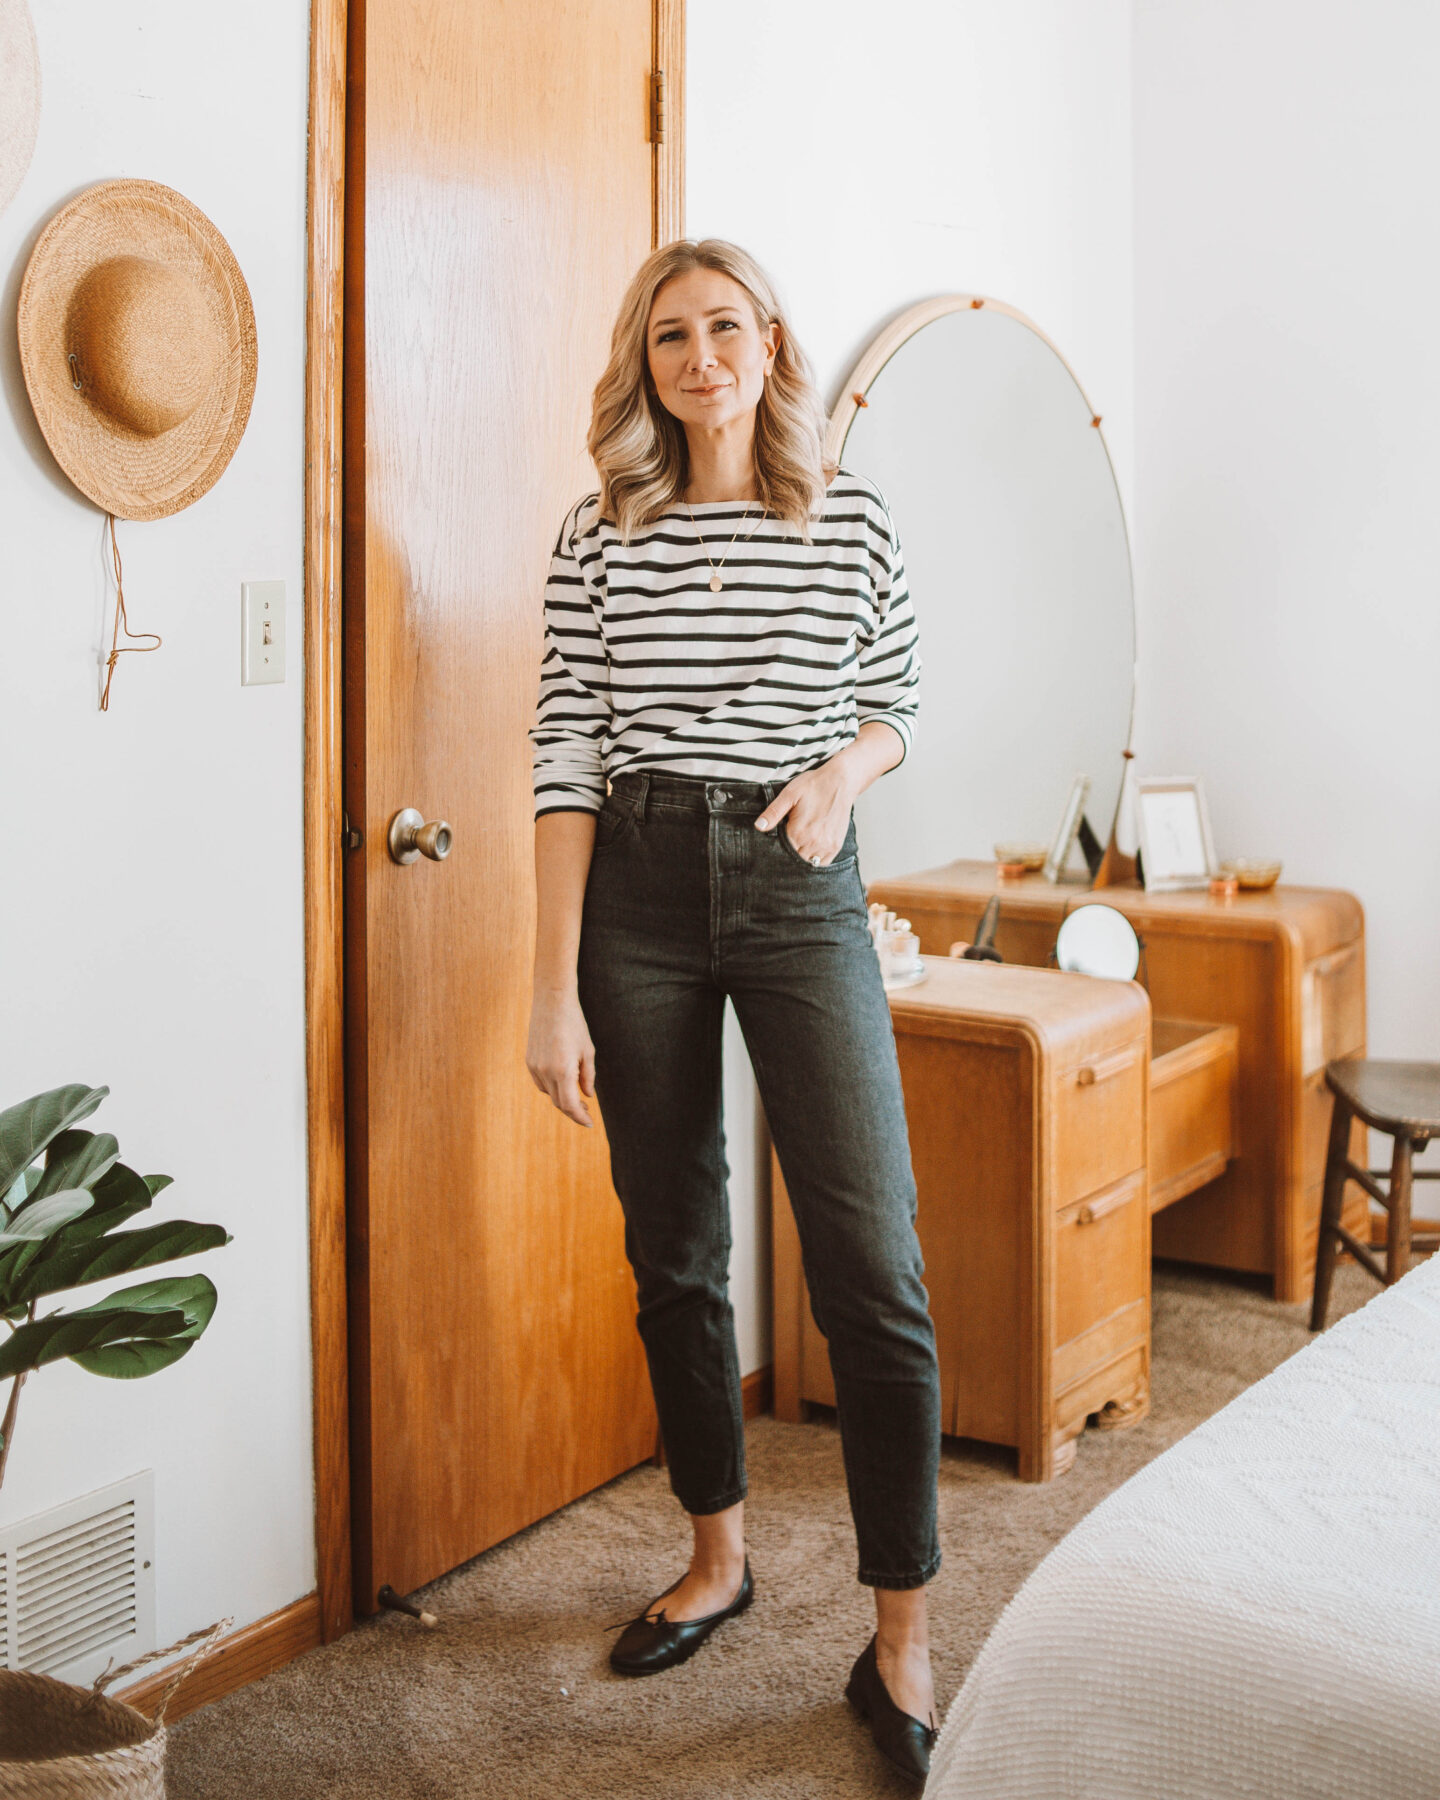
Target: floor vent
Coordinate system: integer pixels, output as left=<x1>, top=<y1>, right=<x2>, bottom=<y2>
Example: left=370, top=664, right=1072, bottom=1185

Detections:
left=0, top=1472, right=155, bottom=1685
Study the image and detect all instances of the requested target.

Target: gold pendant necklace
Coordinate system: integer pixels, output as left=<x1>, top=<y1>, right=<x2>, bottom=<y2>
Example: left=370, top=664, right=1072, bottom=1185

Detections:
left=686, top=501, right=765, bottom=592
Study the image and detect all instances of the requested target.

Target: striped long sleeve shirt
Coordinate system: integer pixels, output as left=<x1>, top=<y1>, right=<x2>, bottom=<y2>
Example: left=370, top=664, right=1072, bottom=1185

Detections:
left=530, top=470, right=920, bottom=817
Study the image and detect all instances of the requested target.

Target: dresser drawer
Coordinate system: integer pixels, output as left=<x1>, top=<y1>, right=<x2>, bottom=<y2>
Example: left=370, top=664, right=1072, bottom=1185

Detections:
left=1053, top=1343, right=1147, bottom=1445
left=1052, top=1039, right=1147, bottom=1208
left=1150, top=1020, right=1238, bottom=1213
left=1054, top=1171, right=1147, bottom=1346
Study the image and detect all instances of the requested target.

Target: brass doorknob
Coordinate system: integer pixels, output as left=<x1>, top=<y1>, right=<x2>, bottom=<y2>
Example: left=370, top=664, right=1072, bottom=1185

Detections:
left=388, top=808, right=453, bottom=865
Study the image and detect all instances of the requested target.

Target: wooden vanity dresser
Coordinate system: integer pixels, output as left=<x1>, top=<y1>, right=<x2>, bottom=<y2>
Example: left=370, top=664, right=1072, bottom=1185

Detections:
left=869, top=863, right=1369, bottom=1301
left=772, top=865, right=1370, bottom=1481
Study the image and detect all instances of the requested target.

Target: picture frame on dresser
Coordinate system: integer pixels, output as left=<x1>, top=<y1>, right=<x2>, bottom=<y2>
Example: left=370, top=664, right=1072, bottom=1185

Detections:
left=1135, top=775, right=1218, bottom=891
left=1043, top=774, right=1092, bottom=884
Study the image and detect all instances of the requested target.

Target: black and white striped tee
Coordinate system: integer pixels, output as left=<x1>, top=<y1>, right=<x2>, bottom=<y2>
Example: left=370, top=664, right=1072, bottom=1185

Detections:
left=530, top=470, right=919, bottom=817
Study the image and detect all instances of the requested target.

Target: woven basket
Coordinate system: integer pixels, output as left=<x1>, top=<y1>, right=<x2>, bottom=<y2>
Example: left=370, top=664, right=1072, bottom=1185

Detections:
left=0, top=1618, right=229, bottom=1799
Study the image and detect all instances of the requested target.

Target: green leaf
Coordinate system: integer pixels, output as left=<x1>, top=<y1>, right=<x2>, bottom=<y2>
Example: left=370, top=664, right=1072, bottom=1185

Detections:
left=0, top=1274, right=217, bottom=1380
left=0, top=1087, right=109, bottom=1198
left=0, top=1304, right=190, bottom=1379
left=0, top=1245, right=30, bottom=1302
left=0, top=1190, right=94, bottom=1244
left=70, top=1338, right=196, bottom=1377
left=58, top=1161, right=153, bottom=1245
left=86, top=1273, right=218, bottom=1329
left=69, top=1275, right=219, bottom=1380
left=143, top=1175, right=173, bottom=1199
left=7, top=1219, right=231, bottom=1306
left=24, top=1131, right=121, bottom=1207
left=1, top=1167, right=39, bottom=1226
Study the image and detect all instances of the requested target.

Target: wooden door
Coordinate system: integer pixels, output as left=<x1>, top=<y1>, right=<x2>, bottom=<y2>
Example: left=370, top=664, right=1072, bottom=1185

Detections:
left=344, top=0, right=665, bottom=1606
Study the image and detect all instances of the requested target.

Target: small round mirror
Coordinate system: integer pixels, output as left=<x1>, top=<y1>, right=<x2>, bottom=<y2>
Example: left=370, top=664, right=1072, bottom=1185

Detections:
left=1054, top=904, right=1140, bottom=981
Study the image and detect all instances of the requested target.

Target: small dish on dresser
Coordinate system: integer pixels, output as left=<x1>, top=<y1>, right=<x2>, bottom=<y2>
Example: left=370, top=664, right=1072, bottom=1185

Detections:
left=1220, top=858, right=1283, bottom=890
left=994, top=842, right=1047, bottom=871
left=881, top=931, right=926, bottom=990
left=882, top=964, right=928, bottom=992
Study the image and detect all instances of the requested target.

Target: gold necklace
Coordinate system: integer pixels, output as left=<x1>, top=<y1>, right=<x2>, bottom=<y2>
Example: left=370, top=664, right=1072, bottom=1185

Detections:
left=685, top=501, right=765, bottom=592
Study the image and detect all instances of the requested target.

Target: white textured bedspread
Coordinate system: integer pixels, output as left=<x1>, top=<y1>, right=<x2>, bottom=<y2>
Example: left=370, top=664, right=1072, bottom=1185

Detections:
left=929, top=1253, right=1440, bottom=1800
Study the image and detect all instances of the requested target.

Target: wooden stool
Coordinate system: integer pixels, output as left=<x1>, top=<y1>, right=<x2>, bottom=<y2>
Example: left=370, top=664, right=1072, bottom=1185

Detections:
left=1310, top=1060, right=1440, bottom=1330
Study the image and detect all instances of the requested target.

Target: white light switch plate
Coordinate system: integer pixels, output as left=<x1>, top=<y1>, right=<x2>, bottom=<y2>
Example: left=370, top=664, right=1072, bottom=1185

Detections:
left=242, top=580, right=286, bottom=685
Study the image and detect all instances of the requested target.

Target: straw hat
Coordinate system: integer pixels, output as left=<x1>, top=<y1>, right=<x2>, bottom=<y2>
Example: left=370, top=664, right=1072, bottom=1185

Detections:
left=0, top=0, right=41, bottom=219
left=17, top=179, right=257, bottom=521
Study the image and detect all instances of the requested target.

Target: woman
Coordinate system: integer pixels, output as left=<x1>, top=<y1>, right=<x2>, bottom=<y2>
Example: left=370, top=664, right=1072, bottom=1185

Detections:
left=526, top=239, right=942, bottom=1786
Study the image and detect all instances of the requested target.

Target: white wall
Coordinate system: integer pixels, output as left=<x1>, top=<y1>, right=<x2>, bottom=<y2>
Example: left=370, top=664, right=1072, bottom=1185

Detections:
left=1133, top=2, right=1440, bottom=1104
left=687, top=0, right=1137, bottom=1371
left=0, top=0, right=314, bottom=1649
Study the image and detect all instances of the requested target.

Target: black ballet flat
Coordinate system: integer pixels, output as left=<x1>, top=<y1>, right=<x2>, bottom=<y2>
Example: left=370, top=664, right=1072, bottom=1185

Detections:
left=845, top=1634, right=938, bottom=1787
left=608, top=1561, right=754, bottom=1676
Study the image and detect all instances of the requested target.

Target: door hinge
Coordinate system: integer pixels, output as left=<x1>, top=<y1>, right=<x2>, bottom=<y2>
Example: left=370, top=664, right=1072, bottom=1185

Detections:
left=650, top=68, right=667, bottom=145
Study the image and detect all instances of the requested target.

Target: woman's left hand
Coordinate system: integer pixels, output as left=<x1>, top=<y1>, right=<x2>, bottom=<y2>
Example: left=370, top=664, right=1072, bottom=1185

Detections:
left=754, top=754, right=861, bottom=865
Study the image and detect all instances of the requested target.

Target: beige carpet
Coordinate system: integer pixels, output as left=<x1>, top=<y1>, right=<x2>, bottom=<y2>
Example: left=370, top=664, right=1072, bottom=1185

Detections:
left=169, top=1261, right=1381, bottom=1800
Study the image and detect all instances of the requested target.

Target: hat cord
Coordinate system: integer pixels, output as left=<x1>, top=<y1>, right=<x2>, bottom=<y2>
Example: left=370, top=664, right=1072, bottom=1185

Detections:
left=100, top=512, right=162, bottom=711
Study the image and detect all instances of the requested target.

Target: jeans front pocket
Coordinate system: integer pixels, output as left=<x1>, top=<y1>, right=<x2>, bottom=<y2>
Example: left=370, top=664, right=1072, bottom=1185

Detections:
left=592, top=800, right=638, bottom=854
left=776, top=812, right=859, bottom=872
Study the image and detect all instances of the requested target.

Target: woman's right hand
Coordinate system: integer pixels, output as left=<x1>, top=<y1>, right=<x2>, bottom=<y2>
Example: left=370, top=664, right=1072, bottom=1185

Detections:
left=526, top=986, right=596, bottom=1127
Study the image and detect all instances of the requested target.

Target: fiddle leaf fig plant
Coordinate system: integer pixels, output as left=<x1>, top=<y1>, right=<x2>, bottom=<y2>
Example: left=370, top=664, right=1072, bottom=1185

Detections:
left=0, top=1083, right=231, bottom=1491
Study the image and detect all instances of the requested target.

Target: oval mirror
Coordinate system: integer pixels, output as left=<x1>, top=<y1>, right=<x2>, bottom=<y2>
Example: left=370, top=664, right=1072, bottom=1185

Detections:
left=831, top=298, right=1136, bottom=883
left=1054, top=904, right=1141, bottom=981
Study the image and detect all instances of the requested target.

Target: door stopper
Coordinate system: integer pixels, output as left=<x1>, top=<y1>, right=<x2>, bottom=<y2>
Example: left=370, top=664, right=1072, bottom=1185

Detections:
left=377, top=1584, right=439, bottom=1628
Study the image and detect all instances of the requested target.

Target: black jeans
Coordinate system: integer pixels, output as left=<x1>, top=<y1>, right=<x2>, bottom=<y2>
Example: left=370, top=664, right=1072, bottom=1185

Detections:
left=577, top=771, right=942, bottom=1590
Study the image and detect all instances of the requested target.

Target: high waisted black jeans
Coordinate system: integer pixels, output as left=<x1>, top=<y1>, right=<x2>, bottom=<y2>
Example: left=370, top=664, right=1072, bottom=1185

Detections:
left=577, top=770, right=942, bottom=1590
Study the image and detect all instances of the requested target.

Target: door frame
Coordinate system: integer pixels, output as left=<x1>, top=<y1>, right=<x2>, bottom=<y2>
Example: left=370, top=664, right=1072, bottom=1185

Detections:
left=302, top=0, right=686, bottom=1644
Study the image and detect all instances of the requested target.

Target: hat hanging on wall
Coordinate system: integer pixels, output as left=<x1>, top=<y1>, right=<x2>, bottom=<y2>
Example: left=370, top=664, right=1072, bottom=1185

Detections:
left=17, top=178, right=257, bottom=521
left=0, top=0, right=41, bottom=219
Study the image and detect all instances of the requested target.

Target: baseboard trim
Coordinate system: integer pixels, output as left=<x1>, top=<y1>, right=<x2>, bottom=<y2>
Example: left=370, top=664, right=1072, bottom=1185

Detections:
left=119, top=1592, right=323, bottom=1723
left=742, top=1364, right=773, bottom=1420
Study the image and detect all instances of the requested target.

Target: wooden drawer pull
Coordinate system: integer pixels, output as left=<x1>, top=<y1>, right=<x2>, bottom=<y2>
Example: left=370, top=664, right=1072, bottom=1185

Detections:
left=1309, top=944, right=1358, bottom=980
left=1076, top=1046, right=1140, bottom=1087
left=1079, top=1175, right=1143, bottom=1225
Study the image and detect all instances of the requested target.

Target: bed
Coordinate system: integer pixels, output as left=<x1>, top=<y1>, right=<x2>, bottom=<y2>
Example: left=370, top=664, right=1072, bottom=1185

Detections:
left=928, top=1251, right=1440, bottom=1800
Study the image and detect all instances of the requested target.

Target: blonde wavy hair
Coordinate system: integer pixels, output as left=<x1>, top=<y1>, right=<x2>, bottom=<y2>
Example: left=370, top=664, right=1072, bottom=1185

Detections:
left=588, top=239, right=830, bottom=542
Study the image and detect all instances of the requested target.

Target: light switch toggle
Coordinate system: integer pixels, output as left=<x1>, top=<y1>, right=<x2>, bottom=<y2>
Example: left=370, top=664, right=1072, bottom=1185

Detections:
left=242, top=581, right=286, bottom=685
